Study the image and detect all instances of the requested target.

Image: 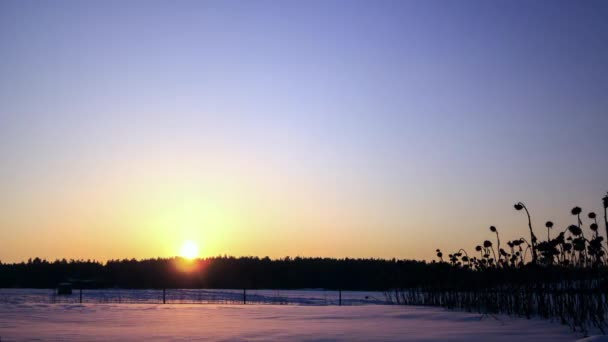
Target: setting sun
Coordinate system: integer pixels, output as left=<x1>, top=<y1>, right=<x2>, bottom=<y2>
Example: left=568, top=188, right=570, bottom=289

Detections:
left=179, top=240, right=199, bottom=260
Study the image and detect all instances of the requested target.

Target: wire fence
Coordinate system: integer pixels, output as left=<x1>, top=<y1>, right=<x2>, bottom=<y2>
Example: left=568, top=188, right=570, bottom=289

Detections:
left=0, top=288, right=390, bottom=306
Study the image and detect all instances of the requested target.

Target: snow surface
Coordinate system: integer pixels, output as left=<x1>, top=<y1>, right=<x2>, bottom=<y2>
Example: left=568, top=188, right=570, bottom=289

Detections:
left=0, top=302, right=594, bottom=341
left=578, top=338, right=608, bottom=342
left=0, top=288, right=601, bottom=341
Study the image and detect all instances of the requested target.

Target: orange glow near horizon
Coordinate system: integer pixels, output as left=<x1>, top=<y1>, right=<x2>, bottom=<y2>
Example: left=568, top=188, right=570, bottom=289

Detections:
left=2, top=151, right=601, bottom=264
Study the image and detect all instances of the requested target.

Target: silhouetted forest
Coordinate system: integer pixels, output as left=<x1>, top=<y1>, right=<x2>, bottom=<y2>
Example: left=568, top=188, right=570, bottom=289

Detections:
left=0, top=256, right=438, bottom=290
left=1, top=255, right=606, bottom=291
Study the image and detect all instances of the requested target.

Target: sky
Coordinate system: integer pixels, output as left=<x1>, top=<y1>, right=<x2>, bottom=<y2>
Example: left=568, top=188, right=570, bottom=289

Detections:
left=1, top=0, right=607, bottom=263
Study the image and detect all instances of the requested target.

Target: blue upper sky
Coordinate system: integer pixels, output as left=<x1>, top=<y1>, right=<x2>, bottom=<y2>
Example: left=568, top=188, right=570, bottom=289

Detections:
left=1, top=0, right=607, bottom=261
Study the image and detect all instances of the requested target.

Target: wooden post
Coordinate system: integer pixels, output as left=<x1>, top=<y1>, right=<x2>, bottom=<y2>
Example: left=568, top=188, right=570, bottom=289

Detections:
left=243, top=289, right=247, bottom=304
left=339, top=289, right=342, bottom=306
left=79, top=288, right=82, bottom=304
left=163, top=288, right=166, bottom=304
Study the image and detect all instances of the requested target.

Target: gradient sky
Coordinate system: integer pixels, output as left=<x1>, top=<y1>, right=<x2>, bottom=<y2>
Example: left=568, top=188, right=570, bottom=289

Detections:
left=1, top=0, right=607, bottom=263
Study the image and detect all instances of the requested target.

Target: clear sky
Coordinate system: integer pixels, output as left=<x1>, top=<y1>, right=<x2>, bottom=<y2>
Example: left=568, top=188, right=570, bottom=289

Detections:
left=1, top=0, right=607, bottom=263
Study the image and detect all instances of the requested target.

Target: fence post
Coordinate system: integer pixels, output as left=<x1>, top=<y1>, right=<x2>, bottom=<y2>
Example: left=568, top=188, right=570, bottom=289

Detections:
left=79, top=288, right=82, bottom=304
left=339, top=289, right=342, bottom=306
left=243, top=289, right=247, bottom=304
left=163, top=288, right=166, bottom=304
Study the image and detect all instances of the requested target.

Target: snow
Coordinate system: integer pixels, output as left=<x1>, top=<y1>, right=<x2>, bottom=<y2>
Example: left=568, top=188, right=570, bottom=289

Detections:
left=0, top=302, right=594, bottom=341
left=0, top=288, right=602, bottom=341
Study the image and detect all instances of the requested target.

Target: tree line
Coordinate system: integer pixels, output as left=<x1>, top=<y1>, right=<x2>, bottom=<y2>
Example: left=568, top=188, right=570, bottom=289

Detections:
left=0, top=256, right=442, bottom=290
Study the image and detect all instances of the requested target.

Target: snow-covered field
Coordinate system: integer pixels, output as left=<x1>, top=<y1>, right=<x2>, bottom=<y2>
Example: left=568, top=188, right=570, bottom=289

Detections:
left=0, top=289, right=604, bottom=341
left=0, top=302, right=600, bottom=341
